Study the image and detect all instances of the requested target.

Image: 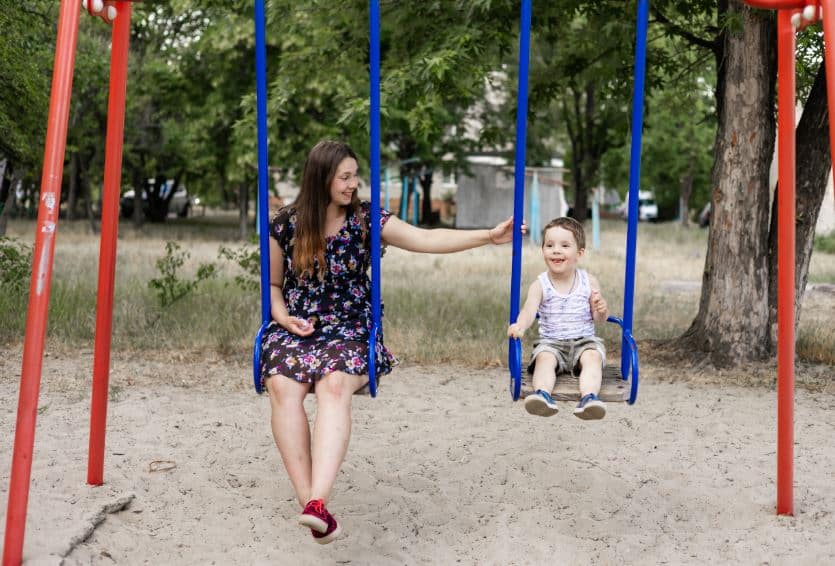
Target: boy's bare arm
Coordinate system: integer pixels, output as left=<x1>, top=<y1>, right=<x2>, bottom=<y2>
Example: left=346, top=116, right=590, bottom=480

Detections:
left=508, top=280, right=543, bottom=338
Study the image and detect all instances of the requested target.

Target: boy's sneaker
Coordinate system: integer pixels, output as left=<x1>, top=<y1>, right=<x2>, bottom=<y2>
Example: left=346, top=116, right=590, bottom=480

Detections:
left=298, top=499, right=330, bottom=533
left=525, top=389, right=559, bottom=417
left=574, top=393, right=606, bottom=420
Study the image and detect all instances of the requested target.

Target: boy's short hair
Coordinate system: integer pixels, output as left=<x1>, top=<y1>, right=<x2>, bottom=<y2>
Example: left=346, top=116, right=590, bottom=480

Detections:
left=542, top=217, right=585, bottom=249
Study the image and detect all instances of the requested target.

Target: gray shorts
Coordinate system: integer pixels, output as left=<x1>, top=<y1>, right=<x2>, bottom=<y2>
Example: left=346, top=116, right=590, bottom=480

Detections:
left=528, top=336, right=606, bottom=376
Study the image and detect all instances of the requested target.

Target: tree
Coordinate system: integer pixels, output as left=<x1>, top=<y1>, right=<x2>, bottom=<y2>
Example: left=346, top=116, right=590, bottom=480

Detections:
left=677, top=1, right=777, bottom=365
left=0, top=0, right=52, bottom=233
left=601, top=80, right=716, bottom=222
left=767, top=58, right=833, bottom=340
left=256, top=1, right=519, bottom=225
left=651, top=0, right=832, bottom=366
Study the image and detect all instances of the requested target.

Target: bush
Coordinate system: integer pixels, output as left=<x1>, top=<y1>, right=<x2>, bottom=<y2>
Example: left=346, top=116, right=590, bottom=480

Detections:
left=813, top=231, right=835, bottom=255
left=0, top=237, right=32, bottom=292
left=148, top=241, right=217, bottom=308
left=217, top=242, right=260, bottom=292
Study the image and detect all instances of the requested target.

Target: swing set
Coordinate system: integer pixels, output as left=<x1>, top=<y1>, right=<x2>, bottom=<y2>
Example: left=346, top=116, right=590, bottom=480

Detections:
left=4, top=0, right=827, bottom=563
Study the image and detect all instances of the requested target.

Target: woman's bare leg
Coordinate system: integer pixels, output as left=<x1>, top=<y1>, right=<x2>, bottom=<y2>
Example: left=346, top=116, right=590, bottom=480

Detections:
left=266, top=375, right=313, bottom=508
left=309, top=371, right=366, bottom=505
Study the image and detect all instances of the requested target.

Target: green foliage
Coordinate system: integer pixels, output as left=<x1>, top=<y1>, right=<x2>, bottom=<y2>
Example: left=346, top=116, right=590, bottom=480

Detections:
left=601, top=80, right=716, bottom=213
left=0, top=237, right=32, bottom=292
left=814, top=231, right=835, bottom=255
left=217, top=242, right=260, bottom=291
left=148, top=241, right=218, bottom=308
left=0, top=1, right=52, bottom=166
left=0, top=237, right=32, bottom=344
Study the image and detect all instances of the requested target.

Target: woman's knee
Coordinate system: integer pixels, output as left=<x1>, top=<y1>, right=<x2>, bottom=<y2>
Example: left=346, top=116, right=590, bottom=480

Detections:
left=316, top=371, right=363, bottom=402
left=266, top=374, right=309, bottom=405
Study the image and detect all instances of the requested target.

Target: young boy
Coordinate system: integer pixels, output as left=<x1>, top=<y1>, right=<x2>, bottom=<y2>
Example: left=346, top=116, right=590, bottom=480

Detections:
left=507, top=217, right=609, bottom=420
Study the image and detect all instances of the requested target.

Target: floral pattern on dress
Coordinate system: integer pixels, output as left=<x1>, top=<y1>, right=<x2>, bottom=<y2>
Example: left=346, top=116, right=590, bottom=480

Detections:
left=260, top=201, right=397, bottom=389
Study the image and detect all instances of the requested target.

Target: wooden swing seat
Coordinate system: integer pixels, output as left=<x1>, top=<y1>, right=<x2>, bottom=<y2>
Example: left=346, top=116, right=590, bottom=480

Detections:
left=519, top=364, right=629, bottom=403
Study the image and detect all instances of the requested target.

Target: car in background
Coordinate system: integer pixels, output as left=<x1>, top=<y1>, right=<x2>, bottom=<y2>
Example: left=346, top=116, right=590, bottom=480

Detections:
left=619, top=190, right=658, bottom=222
left=120, top=184, right=199, bottom=219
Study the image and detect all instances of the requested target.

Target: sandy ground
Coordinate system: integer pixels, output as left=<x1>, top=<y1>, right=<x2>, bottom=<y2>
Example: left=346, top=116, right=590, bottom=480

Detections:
left=1, top=348, right=834, bottom=565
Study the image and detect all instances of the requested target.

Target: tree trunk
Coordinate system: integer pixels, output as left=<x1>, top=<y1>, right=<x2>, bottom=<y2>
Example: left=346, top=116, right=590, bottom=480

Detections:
left=767, top=60, right=832, bottom=340
left=67, top=151, right=79, bottom=221
left=0, top=158, right=7, bottom=199
left=419, top=167, right=434, bottom=226
left=132, top=166, right=145, bottom=227
left=679, top=152, right=696, bottom=227
left=574, top=82, right=597, bottom=223
left=79, top=155, right=99, bottom=234
left=0, top=157, right=8, bottom=231
left=0, top=189, right=13, bottom=237
left=0, top=160, right=13, bottom=237
left=563, top=90, right=583, bottom=219
left=676, top=2, right=776, bottom=366
left=239, top=182, right=250, bottom=240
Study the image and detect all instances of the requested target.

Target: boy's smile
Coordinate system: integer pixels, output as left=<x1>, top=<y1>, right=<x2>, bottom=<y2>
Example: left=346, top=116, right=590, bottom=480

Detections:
left=542, top=226, right=583, bottom=280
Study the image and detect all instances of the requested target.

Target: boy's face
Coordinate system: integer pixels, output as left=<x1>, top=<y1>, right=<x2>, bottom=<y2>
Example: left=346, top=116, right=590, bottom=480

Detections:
left=542, top=226, right=584, bottom=276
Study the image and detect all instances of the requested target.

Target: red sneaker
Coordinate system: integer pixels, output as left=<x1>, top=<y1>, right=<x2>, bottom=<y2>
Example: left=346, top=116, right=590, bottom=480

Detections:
left=298, top=499, right=330, bottom=533
left=310, top=514, right=341, bottom=545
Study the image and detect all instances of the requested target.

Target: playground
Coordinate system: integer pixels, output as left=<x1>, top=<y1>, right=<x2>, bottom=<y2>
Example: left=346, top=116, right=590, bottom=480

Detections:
left=1, top=221, right=834, bottom=563
left=4, top=0, right=835, bottom=563
left=1, top=349, right=834, bottom=564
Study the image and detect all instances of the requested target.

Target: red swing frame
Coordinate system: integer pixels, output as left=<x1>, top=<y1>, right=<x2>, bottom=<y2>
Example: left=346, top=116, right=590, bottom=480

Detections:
left=744, top=0, right=835, bottom=516
left=3, top=2, right=135, bottom=564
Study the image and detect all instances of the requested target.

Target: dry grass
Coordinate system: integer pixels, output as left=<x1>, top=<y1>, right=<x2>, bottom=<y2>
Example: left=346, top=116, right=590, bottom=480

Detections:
left=2, top=216, right=834, bottom=371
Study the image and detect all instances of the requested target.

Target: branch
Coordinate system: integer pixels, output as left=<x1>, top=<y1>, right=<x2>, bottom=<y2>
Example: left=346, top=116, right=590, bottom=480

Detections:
left=651, top=7, right=718, bottom=53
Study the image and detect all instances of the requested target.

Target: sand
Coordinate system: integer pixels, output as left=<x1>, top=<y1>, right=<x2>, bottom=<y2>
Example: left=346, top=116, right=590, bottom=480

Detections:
left=1, top=348, right=834, bottom=565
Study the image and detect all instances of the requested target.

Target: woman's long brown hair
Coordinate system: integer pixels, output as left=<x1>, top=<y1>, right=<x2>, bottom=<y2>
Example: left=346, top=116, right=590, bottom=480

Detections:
left=292, top=140, right=363, bottom=280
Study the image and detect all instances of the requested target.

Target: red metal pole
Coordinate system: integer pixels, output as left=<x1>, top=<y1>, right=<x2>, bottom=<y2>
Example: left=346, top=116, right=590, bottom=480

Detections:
left=745, top=0, right=809, bottom=7
left=820, top=0, right=835, bottom=204
left=776, top=9, right=796, bottom=517
left=88, top=1, right=132, bottom=486
left=2, top=2, right=81, bottom=565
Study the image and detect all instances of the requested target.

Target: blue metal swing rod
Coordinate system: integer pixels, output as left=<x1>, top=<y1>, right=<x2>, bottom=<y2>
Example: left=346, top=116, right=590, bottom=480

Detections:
left=252, top=0, right=270, bottom=393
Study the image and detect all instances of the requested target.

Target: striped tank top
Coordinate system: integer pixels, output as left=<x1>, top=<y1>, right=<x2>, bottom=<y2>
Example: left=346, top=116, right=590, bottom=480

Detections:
left=537, top=269, right=595, bottom=340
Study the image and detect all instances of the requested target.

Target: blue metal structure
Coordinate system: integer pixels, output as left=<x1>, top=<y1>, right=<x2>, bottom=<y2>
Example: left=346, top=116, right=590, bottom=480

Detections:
left=507, top=0, right=647, bottom=405
left=507, top=0, right=532, bottom=401
left=252, top=0, right=270, bottom=393
left=251, top=0, right=384, bottom=396
left=367, top=0, right=382, bottom=397
left=620, top=0, right=649, bottom=398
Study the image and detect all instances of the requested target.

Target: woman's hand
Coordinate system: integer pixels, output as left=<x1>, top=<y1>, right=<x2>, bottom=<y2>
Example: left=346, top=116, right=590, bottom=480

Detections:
left=488, top=216, right=527, bottom=245
left=281, top=316, right=315, bottom=336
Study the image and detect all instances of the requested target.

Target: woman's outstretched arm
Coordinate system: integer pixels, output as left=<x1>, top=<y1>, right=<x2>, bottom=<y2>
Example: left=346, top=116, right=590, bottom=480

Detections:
left=381, top=215, right=522, bottom=253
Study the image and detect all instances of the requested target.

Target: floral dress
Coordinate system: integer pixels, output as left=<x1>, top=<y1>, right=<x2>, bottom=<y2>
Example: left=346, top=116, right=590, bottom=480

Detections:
left=259, top=201, right=397, bottom=389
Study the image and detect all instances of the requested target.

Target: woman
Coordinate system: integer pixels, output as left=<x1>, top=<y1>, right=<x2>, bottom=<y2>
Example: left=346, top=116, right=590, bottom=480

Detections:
left=261, top=140, right=520, bottom=544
